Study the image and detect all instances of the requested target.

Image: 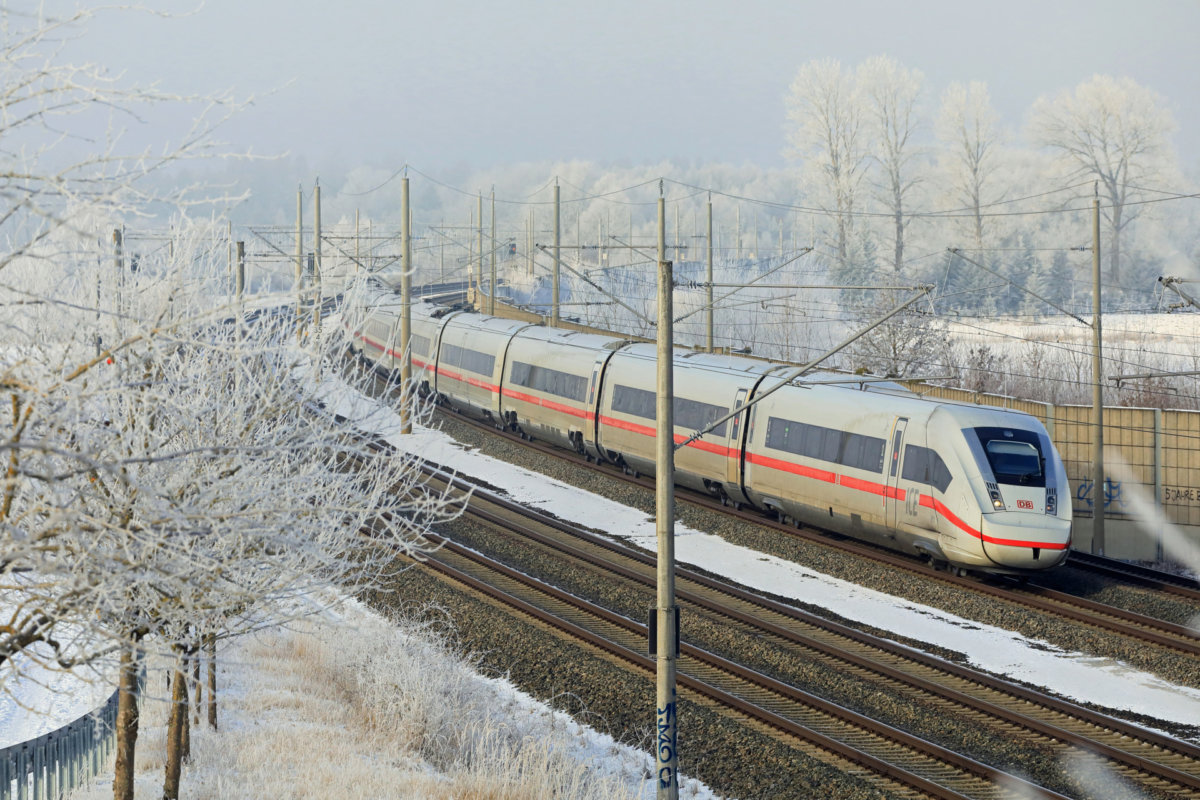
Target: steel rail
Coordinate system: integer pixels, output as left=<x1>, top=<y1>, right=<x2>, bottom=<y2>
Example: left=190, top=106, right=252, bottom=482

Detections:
left=414, top=528, right=1067, bottom=800
left=1065, top=550, right=1200, bottom=600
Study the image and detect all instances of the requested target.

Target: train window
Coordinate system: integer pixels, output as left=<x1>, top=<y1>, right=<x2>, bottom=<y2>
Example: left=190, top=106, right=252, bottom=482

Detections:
left=674, top=397, right=728, bottom=438
left=819, top=428, right=841, bottom=462
left=985, top=441, right=1041, bottom=483
left=901, top=445, right=953, bottom=493
left=765, top=417, right=884, bottom=473
left=510, top=361, right=588, bottom=402
left=930, top=454, right=953, bottom=493
left=972, top=427, right=1045, bottom=487
left=442, top=343, right=496, bottom=377
left=613, top=385, right=656, bottom=420
left=842, top=433, right=886, bottom=473
left=612, top=385, right=729, bottom=436
left=410, top=334, right=431, bottom=356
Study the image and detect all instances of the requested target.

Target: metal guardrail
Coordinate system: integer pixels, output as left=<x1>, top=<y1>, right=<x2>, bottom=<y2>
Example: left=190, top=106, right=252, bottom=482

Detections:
left=0, top=689, right=118, bottom=800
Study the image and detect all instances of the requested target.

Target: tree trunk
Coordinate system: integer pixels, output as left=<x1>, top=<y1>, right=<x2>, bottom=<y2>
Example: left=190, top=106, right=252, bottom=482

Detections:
left=893, top=208, right=904, bottom=272
left=112, top=640, right=141, bottom=800
left=1109, top=202, right=1122, bottom=284
left=181, top=657, right=191, bottom=762
left=206, top=633, right=218, bottom=731
left=192, top=648, right=201, bottom=727
left=163, top=656, right=189, bottom=800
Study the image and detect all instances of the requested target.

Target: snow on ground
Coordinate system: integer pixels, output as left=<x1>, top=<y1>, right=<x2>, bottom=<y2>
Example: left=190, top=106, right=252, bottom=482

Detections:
left=64, top=593, right=716, bottom=800
left=320, top=370, right=1200, bottom=735
left=0, top=629, right=115, bottom=750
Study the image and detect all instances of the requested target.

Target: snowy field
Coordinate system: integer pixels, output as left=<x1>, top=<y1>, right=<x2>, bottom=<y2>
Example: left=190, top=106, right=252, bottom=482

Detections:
left=946, top=312, right=1200, bottom=362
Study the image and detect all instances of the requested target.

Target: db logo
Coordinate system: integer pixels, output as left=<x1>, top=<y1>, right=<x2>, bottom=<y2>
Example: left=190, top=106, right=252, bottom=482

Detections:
left=1016, top=499, right=1034, bottom=510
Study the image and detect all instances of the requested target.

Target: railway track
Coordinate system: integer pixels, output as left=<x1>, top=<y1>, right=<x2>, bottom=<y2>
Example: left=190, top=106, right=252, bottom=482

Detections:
left=436, top=407, right=1200, bottom=659
left=398, top=457, right=1200, bottom=800
left=1064, top=550, right=1200, bottom=602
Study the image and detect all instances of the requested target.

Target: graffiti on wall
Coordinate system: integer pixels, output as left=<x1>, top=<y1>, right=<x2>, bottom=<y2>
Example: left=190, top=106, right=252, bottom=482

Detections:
left=1075, top=477, right=1125, bottom=511
left=1164, top=487, right=1200, bottom=504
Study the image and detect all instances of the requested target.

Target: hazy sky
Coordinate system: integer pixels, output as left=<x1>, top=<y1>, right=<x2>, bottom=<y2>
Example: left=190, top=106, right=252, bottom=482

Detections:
left=64, top=0, right=1200, bottom=176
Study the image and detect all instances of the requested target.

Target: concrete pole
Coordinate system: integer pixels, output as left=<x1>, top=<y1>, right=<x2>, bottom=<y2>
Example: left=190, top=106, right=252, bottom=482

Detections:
left=736, top=203, right=741, bottom=261
left=355, top=209, right=360, bottom=273
left=629, top=211, right=634, bottom=271
left=490, top=189, right=496, bottom=314
left=477, top=193, right=484, bottom=309
left=295, top=184, right=304, bottom=339
left=553, top=180, right=561, bottom=325
left=527, top=209, right=534, bottom=277
left=112, top=228, right=123, bottom=332
left=313, top=179, right=322, bottom=330
left=706, top=196, right=714, bottom=353
left=227, top=219, right=233, bottom=300
left=1154, top=408, right=1164, bottom=561
left=753, top=212, right=759, bottom=261
left=235, top=241, right=245, bottom=315
left=401, top=177, right=413, bottom=434
left=1091, top=184, right=1105, bottom=555
left=654, top=188, right=679, bottom=800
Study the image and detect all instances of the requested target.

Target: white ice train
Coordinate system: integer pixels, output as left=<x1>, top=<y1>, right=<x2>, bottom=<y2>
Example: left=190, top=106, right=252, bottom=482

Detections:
left=344, top=288, right=1073, bottom=575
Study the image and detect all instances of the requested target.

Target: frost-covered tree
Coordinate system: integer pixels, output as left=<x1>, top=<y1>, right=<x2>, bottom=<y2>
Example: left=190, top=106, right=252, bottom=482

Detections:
left=846, top=291, right=947, bottom=379
left=859, top=56, right=924, bottom=273
left=785, top=59, right=870, bottom=271
left=935, top=81, right=1003, bottom=250
left=1029, top=75, right=1180, bottom=283
left=3, top=228, right=457, bottom=800
left=0, top=8, right=458, bottom=800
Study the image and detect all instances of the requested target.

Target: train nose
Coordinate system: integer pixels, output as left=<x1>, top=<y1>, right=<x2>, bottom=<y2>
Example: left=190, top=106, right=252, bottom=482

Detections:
left=979, top=512, right=1072, bottom=570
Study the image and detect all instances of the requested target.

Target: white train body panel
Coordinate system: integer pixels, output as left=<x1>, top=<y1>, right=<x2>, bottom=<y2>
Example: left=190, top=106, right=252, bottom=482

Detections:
left=596, top=345, right=777, bottom=495
left=344, top=294, right=444, bottom=387
left=500, top=327, right=623, bottom=451
left=432, top=313, right=529, bottom=420
left=344, top=288, right=1073, bottom=574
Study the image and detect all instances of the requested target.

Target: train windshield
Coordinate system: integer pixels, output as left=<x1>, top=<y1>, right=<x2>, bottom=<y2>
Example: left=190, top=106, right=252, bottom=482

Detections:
left=972, top=427, right=1045, bottom=487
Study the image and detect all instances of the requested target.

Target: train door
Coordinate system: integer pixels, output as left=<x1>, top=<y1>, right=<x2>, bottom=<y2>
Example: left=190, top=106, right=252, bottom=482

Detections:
left=494, top=325, right=536, bottom=424
left=885, top=417, right=908, bottom=529
left=582, top=353, right=609, bottom=460
left=384, top=317, right=401, bottom=375
left=723, top=388, right=751, bottom=505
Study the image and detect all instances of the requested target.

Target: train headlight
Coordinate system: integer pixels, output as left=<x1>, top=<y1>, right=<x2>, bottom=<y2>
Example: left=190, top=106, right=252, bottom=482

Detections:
left=1045, top=491, right=1057, bottom=516
left=989, top=489, right=1005, bottom=511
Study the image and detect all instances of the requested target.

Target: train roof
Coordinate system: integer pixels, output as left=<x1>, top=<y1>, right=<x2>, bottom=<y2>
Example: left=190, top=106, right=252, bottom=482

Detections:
left=510, top=322, right=627, bottom=352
